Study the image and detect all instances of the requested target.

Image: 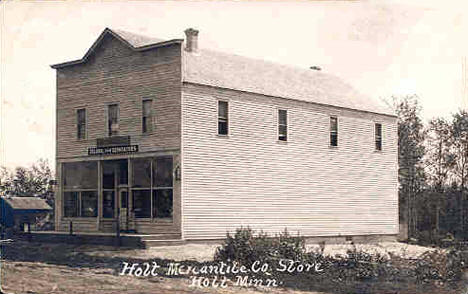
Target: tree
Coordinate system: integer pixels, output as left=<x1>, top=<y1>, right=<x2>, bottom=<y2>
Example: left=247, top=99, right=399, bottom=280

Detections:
left=0, top=159, right=54, bottom=199
left=424, top=118, right=455, bottom=234
left=425, top=118, right=455, bottom=190
left=451, top=110, right=468, bottom=238
left=394, top=95, right=426, bottom=238
left=0, top=167, right=13, bottom=196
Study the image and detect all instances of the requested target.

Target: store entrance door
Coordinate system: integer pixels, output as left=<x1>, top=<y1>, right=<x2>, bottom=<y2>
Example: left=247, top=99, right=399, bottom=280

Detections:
left=118, top=187, right=129, bottom=232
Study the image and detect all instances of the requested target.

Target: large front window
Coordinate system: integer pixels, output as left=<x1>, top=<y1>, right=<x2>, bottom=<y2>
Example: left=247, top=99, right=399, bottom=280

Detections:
left=62, top=157, right=173, bottom=221
left=132, top=156, right=173, bottom=219
left=63, top=161, right=98, bottom=217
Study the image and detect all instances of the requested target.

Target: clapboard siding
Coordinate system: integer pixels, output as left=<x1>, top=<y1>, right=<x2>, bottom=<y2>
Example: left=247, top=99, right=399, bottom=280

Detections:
left=55, top=32, right=182, bottom=234
left=181, top=83, right=398, bottom=240
left=56, top=33, right=181, bottom=159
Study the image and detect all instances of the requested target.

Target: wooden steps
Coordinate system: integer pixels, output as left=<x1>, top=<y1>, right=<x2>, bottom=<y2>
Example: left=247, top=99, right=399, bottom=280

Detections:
left=140, top=233, right=184, bottom=247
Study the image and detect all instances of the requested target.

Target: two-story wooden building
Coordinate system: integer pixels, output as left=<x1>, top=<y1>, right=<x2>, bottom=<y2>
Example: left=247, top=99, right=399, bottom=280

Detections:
left=51, top=28, right=398, bottom=241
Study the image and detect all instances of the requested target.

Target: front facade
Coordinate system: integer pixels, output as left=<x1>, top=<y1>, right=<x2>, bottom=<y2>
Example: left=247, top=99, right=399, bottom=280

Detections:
left=52, top=28, right=398, bottom=240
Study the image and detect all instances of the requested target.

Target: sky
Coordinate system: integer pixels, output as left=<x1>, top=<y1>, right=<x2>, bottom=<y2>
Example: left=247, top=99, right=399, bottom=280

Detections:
left=1, top=0, right=468, bottom=169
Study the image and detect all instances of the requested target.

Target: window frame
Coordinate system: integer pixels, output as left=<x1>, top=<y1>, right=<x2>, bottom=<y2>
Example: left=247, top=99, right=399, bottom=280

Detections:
left=217, top=100, right=229, bottom=136
left=277, top=109, right=288, bottom=142
left=374, top=122, right=383, bottom=151
left=329, top=116, right=338, bottom=147
left=76, top=108, right=87, bottom=140
left=107, top=103, right=120, bottom=137
left=142, top=98, right=153, bottom=134
left=62, top=161, right=98, bottom=219
left=131, top=156, right=174, bottom=222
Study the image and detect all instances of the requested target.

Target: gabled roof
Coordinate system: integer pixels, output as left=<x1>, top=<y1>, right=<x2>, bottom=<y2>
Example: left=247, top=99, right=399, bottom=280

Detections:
left=183, top=49, right=394, bottom=116
left=50, top=28, right=183, bottom=69
left=3, top=197, right=52, bottom=210
left=51, top=28, right=395, bottom=116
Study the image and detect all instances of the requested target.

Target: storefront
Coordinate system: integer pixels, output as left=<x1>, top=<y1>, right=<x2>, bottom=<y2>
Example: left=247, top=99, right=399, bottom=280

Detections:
left=57, top=152, right=180, bottom=234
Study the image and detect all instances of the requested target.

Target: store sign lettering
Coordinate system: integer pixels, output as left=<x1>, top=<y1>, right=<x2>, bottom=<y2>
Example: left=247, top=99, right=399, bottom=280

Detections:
left=88, top=145, right=139, bottom=155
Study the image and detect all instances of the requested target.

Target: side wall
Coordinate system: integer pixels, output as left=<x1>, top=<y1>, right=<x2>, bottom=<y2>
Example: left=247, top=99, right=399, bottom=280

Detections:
left=181, top=83, right=398, bottom=240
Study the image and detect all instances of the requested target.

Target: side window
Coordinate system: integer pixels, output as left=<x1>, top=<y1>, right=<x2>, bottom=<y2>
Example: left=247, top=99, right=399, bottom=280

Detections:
left=278, top=109, right=287, bottom=141
left=142, top=99, right=153, bottom=133
left=77, top=108, right=86, bottom=139
left=108, top=104, right=119, bottom=136
left=375, top=123, right=382, bottom=151
left=330, top=116, right=338, bottom=147
left=218, top=100, right=228, bottom=135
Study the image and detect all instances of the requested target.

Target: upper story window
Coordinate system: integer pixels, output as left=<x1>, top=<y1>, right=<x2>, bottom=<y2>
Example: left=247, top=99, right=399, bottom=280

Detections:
left=142, top=99, right=153, bottom=133
left=77, top=108, right=86, bottom=140
left=330, top=116, right=338, bottom=147
left=108, top=104, right=119, bottom=136
left=218, top=100, right=228, bottom=135
left=278, top=109, right=287, bottom=141
left=375, top=123, right=382, bottom=151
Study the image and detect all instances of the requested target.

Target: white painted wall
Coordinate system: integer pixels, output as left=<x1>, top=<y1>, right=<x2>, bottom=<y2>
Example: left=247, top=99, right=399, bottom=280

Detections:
left=181, top=82, right=398, bottom=240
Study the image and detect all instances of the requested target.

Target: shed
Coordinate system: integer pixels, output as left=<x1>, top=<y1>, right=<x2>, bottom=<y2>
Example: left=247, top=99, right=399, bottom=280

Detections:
left=0, top=197, right=52, bottom=230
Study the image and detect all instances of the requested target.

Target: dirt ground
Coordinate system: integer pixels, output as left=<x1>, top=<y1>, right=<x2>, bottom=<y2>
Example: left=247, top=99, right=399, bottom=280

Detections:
left=1, top=241, right=327, bottom=294
left=3, top=261, right=327, bottom=294
left=0, top=241, right=464, bottom=294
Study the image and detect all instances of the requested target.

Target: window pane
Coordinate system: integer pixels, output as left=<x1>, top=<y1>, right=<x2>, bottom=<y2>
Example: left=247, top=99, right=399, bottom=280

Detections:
left=121, top=190, right=128, bottom=209
left=108, top=104, right=119, bottom=136
left=81, top=191, right=98, bottom=217
left=375, top=123, right=382, bottom=151
left=102, top=191, right=115, bottom=218
left=330, top=133, right=338, bottom=147
left=77, top=124, right=85, bottom=140
left=218, top=121, right=228, bottom=135
left=77, top=109, right=86, bottom=123
left=278, top=125, right=287, bottom=141
left=142, top=117, right=152, bottom=133
left=218, top=101, right=228, bottom=118
left=77, top=109, right=86, bottom=139
left=330, top=117, right=338, bottom=132
left=278, top=109, right=287, bottom=125
left=63, top=192, right=79, bottom=217
left=218, top=101, right=228, bottom=135
left=143, top=100, right=152, bottom=116
left=102, top=162, right=115, bottom=189
left=103, top=160, right=127, bottom=189
left=132, top=158, right=151, bottom=188
left=376, top=139, right=382, bottom=151
left=142, top=100, right=153, bottom=133
left=63, top=162, right=97, bottom=189
left=330, top=117, right=338, bottom=146
left=108, top=104, right=118, bottom=120
left=153, top=157, right=173, bottom=187
left=133, top=190, right=151, bottom=218
left=153, top=189, right=173, bottom=219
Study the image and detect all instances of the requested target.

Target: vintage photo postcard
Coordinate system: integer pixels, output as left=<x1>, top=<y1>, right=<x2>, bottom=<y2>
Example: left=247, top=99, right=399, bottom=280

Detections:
left=1, top=0, right=468, bottom=293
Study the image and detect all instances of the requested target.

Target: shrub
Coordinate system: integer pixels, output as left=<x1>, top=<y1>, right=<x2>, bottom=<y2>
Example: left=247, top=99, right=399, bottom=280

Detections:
left=413, top=249, right=465, bottom=283
left=214, top=227, right=466, bottom=288
left=214, top=227, right=306, bottom=265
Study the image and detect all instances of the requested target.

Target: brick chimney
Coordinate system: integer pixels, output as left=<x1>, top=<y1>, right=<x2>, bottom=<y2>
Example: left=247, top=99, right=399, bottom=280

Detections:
left=184, top=28, right=199, bottom=53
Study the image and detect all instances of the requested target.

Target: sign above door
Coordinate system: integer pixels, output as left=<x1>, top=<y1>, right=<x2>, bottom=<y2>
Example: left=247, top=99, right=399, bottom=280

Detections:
left=88, top=145, right=138, bottom=156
